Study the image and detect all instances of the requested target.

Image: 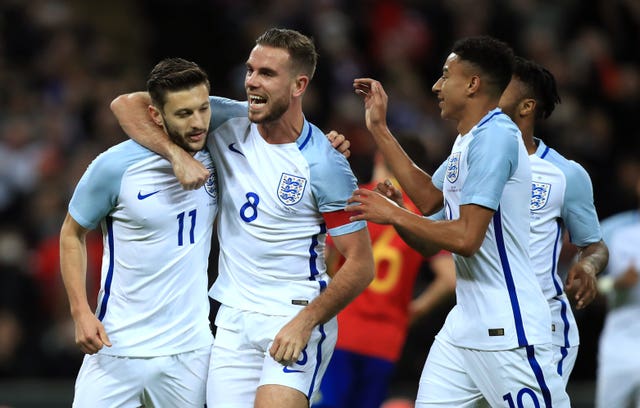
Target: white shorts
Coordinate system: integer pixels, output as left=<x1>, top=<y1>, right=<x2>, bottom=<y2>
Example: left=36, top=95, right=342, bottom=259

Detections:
left=416, top=337, right=570, bottom=407
left=553, top=344, right=578, bottom=386
left=596, top=329, right=640, bottom=408
left=207, top=304, right=337, bottom=408
left=73, top=346, right=210, bottom=408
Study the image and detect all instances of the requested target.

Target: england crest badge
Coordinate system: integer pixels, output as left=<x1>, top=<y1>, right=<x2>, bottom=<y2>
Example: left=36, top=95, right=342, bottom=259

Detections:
left=278, top=173, right=307, bottom=205
left=530, top=182, right=551, bottom=211
left=446, top=152, right=461, bottom=183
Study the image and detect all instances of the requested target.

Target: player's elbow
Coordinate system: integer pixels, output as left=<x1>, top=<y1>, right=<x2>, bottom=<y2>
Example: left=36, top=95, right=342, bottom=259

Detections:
left=454, top=238, right=482, bottom=257
left=110, top=94, right=129, bottom=119
left=361, top=257, right=375, bottom=285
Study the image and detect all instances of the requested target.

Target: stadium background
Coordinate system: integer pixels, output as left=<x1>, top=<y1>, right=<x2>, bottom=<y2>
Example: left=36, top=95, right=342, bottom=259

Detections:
left=0, top=0, right=637, bottom=406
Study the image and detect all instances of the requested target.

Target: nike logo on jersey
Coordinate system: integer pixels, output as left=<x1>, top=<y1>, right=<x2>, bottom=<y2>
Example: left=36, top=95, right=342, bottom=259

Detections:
left=282, top=366, right=304, bottom=373
left=228, top=143, right=245, bottom=157
left=137, top=190, right=161, bottom=200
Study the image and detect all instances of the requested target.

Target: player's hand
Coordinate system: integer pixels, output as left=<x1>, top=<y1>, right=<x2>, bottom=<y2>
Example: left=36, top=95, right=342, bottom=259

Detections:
left=345, top=188, right=400, bottom=224
left=269, top=315, right=313, bottom=366
left=73, top=310, right=112, bottom=354
left=565, top=260, right=598, bottom=309
left=353, top=78, right=389, bottom=131
left=169, top=145, right=210, bottom=190
left=374, top=179, right=404, bottom=208
left=327, top=130, right=351, bottom=158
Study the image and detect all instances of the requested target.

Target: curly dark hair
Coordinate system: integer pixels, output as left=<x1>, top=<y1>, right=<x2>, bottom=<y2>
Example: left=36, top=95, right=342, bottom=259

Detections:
left=451, top=36, right=514, bottom=98
left=512, top=56, right=561, bottom=120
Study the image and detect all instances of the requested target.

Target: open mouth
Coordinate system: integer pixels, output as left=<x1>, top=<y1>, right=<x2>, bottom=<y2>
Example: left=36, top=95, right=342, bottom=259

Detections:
left=249, top=95, right=267, bottom=107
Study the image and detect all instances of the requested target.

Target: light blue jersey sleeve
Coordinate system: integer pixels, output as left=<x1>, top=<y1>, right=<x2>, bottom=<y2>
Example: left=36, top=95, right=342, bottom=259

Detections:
left=462, top=122, right=519, bottom=210
left=69, top=141, right=153, bottom=229
left=431, top=159, right=447, bottom=191
left=301, top=122, right=366, bottom=236
left=559, top=159, right=603, bottom=246
left=209, top=96, right=248, bottom=130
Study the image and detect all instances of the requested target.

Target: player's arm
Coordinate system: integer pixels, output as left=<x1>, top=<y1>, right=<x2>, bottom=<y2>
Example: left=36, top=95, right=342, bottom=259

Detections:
left=110, top=92, right=208, bottom=190
left=59, top=213, right=111, bottom=354
left=565, top=240, right=609, bottom=309
left=269, top=227, right=374, bottom=365
left=347, top=188, right=493, bottom=257
left=408, top=252, right=456, bottom=325
left=354, top=78, right=443, bottom=215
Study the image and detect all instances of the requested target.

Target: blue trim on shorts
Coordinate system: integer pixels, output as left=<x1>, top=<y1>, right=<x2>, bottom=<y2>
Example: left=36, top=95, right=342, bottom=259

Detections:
left=308, top=323, right=327, bottom=398
left=557, top=346, right=568, bottom=377
left=97, top=216, right=115, bottom=321
left=526, top=345, right=553, bottom=407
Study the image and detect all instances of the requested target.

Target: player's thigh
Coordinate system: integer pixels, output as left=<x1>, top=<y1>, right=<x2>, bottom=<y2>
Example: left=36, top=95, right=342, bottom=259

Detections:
left=416, top=337, right=486, bottom=408
left=143, top=346, right=210, bottom=408
left=466, top=344, right=570, bottom=408
left=259, top=317, right=338, bottom=405
left=206, top=325, right=265, bottom=408
left=553, top=345, right=578, bottom=386
left=73, top=354, right=143, bottom=408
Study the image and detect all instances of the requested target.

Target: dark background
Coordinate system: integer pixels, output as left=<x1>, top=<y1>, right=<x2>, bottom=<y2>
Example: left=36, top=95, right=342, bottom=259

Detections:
left=0, top=0, right=637, bottom=406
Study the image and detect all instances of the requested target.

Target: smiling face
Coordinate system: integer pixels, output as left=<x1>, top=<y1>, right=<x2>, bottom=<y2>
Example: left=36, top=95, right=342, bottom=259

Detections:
left=151, top=83, right=210, bottom=154
left=431, top=53, right=472, bottom=123
left=244, top=44, right=298, bottom=124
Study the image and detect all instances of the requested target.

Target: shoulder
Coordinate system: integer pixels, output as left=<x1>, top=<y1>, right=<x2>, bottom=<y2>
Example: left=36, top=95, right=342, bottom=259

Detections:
left=209, top=96, right=248, bottom=130
left=542, top=147, right=592, bottom=185
left=87, top=140, right=154, bottom=178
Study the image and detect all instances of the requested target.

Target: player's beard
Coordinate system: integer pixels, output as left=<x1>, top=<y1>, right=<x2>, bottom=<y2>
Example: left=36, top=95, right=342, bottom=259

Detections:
left=249, top=94, right=289, bottom=124
left=163, top=118, right=206, bottom=154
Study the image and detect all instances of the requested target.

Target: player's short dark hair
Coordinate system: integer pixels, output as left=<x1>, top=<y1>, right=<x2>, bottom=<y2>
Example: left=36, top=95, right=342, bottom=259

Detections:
left=451, top=36, right=514, bottom=97
left=147, top=58, right=210, bottom=110
left=256, top=28, right=318, bottom=80
left=513, top=56, right=561, bottom=120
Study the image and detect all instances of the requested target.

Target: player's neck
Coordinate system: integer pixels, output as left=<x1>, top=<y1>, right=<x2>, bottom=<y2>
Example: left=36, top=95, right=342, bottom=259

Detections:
left=257, top=108, right=304, bottom=144
left=457, top=99, right=499, bottom=136
left=521, top=124, right=537, bottom=155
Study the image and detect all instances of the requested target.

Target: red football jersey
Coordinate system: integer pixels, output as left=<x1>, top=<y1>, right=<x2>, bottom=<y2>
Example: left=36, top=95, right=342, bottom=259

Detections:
left=328, top=182, right=429, bottom=362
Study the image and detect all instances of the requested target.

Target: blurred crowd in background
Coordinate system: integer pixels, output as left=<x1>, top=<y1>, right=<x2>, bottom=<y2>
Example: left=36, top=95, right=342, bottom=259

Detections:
left=0, top=0, right=638, bottom=397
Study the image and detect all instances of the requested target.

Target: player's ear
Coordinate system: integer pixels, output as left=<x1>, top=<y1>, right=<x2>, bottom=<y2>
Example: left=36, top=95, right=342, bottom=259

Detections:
left=293, top=74, right=309, bottom=97
left=520, top=98, right=536, bottom=117
left=467, top=75, right=480, bottom=95
left=148, top=105, right=164, bottom=127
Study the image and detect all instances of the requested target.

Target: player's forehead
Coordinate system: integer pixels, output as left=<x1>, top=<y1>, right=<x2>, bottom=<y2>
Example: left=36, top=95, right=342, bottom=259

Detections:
left=163, top=84, right=209, bottom=112
left=246, top=44, right=291, bottom=70
left=442, top=52, right=462, bottom=73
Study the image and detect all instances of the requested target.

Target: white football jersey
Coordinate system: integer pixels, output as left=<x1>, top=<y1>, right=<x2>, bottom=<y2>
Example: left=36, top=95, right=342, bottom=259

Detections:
left=529, top=138, right=602, bottom=348
left=205, top=97, right=365, bottom=316
left=432, top=109, right=551, bottom=350
left=69, top=140, right=217, bottom=357
left=600, top=212, right=640, bottom=322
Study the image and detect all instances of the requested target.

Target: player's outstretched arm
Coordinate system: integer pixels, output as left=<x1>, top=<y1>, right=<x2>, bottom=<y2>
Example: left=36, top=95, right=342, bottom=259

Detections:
left=347, top=188, right=493, bottom=257
left=269, top=228, right=374, bottom=366
left=110, top=92, right=209, bottom=190
left=354, top=78, right=443, bottom=215
left=59, top=213, right=111, bottom=354
left=566, top=239, right=609, bottom=309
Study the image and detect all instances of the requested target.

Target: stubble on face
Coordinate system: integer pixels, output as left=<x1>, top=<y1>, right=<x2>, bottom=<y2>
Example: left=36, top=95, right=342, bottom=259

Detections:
left=245, top=45, right=293, bottom=125
left=163, top=117, right=207, bottom=154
